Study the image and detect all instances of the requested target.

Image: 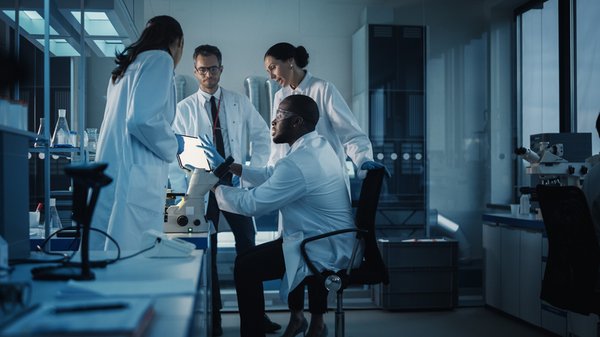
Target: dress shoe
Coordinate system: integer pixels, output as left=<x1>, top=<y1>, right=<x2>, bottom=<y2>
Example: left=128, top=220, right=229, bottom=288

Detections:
left=264, top=313, right=282, bottom=333
left=306, top=324, right=327, bottom=337
left=279, top=317, right=308, bottom=337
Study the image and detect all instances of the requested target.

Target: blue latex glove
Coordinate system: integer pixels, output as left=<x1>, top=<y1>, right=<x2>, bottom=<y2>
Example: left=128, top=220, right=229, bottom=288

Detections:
left=198, top=134, right=225, bottom=169
left=231, top=175, right=240, bottom=187
left=175, top=134, right=185, bottom=155
left=361, top=160, right=391, bottom=177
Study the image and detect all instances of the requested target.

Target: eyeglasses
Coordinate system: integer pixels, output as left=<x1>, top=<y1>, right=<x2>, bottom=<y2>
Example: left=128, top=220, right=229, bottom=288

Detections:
left=195, top=65, right=222, bottom=75
left=272, top=109, right=298, bottom=123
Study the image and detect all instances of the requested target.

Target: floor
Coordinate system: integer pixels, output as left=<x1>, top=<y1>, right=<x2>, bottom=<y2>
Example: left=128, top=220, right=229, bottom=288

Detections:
left=219, top=307, right=556, bottom=337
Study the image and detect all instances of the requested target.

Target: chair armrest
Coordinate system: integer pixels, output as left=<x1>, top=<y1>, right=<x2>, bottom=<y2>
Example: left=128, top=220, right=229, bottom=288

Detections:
left=300, top=228, right=367, bottom=276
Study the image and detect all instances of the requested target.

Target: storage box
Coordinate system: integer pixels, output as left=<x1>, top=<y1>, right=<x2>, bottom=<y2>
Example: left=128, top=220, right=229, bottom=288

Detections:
left=375, top=237, right=458, bottom=310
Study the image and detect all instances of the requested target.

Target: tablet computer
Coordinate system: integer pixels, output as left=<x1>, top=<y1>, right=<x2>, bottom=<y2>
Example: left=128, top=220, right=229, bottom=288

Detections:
left=176, top=134, right=211, bottom=171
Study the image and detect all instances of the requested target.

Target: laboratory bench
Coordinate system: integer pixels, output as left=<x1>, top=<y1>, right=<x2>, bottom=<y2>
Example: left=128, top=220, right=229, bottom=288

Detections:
left=29, top=232, right=209, bottom=251
left=0, top=246, right=210, bottom=337
left=482, top=211, right=599, bottom=337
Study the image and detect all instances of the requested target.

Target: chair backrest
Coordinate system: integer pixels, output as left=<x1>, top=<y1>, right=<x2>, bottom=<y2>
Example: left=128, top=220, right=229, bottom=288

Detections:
left=536, top=184, right=600, bottom=315
left=349, top=168, right=389, bottom=286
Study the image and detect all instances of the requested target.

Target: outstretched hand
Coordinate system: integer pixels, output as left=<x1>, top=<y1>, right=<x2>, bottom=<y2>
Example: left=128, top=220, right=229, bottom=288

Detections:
left=198, top=134, right=225, bottom=170
left=361, top=160, right=391, bottom=177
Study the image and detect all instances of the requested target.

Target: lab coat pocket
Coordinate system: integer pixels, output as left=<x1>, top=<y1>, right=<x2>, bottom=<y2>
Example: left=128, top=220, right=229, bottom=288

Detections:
left=126, top=164, right=166, bottom=213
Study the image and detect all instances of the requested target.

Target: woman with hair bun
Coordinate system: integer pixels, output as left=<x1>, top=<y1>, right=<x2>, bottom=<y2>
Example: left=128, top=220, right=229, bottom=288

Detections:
left=264, top=42, right=383, bottom=183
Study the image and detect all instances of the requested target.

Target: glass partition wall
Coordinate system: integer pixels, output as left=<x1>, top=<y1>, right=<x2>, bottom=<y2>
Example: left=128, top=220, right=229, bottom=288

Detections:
left=0, top=0, right=137, bottom=237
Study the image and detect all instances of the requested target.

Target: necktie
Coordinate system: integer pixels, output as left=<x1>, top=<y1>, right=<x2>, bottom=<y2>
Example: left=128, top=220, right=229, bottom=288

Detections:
left=210, top=96, right=225, bottom=157
left=207, top=95, right=230, bottom=226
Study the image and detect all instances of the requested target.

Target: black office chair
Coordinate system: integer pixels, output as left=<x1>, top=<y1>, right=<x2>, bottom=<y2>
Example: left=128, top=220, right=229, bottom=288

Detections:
left=536, top=184, right=600, bottom=315
left=300, top=168, right=389, bottom=337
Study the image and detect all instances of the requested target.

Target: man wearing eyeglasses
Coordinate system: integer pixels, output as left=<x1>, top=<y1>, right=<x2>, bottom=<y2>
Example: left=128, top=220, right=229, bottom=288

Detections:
left=169, top=44, right=273, bottom=336
left=204, top=94, right=357, bottom=337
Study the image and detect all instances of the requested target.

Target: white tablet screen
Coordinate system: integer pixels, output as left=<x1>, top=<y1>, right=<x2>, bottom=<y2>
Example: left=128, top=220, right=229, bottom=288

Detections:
left=176, top=134, right=211, bottom=171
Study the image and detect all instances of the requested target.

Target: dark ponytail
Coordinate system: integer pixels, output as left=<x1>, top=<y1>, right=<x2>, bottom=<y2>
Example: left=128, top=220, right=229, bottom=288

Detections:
left=111, top=15, right=183, bottom=83
left=264, top=42, right=310, bottom=68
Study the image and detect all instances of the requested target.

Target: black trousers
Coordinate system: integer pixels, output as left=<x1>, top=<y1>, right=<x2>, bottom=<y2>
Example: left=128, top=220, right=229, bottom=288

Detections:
left=234, top=238, right=328, bottom=337
left=208, top=192, right=256, bottom=327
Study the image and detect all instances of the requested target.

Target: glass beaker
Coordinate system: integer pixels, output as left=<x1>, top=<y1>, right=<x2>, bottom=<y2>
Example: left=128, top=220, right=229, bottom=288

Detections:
left=51, top=109, right=71, bottom=147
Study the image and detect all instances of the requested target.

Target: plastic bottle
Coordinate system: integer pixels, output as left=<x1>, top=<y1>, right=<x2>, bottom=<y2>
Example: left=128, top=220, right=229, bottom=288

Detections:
left=86, top=128, right=98, bottom=161
left=519, top=194, right=530, bottom=215
left=48, top=198, right=63, bottom=230
left=34, top=117, right=45, bottom=147
left=51, top=109, right=71, bottom=147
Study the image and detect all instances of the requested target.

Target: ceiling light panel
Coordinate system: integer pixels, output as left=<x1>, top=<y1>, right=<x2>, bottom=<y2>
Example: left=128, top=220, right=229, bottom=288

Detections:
left=2, top=9, right=58, bottom=35
left=71, top=11, right=118, bottom=37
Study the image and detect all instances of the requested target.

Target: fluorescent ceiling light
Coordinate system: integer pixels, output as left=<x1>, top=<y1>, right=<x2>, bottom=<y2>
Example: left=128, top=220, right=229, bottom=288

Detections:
left=3, top=10, right=58, bottom=35
left=36, top=38, right=80, bottom=57
left=93, top=39, right=124, bottom=57
left=71, top=11, right=118, bottom=36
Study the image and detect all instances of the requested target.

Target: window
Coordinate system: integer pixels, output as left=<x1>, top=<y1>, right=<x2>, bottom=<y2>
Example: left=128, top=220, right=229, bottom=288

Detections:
left=576, top=0, right=600, bottom=154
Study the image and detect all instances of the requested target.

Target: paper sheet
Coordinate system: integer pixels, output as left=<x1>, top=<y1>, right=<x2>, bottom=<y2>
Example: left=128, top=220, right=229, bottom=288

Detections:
left=57, top=279, right=196, bottom=298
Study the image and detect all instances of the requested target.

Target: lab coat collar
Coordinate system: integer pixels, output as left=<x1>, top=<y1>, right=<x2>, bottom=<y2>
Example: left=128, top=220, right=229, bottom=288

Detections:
left=196, top=86, right=222, bottom=105
left=295, top=71, right=313, bottom=92
left=285, top=71, right=313, bottom=95
left=288, top=131, right=319, bottom=155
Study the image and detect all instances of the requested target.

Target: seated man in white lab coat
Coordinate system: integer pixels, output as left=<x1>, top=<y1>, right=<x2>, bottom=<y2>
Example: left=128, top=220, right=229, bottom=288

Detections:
left=203, top=94, right=358, bottom=337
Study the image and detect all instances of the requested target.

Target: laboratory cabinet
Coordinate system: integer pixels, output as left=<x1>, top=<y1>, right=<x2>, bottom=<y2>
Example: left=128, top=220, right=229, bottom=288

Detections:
left=352, top=24, right=426, bottom=229
left=483, top=222, right=543, bottom=327
left=482, top=224, right=542, bottom=318
left=482, top=214, right=600, bottom=337
left=374, top=237, right=458, bottom=310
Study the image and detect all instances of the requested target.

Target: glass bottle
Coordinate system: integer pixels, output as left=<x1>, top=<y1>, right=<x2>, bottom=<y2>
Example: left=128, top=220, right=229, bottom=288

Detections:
left=34, top=117, right=45, bottom=147
left=51, top=109, right=71, bottom=147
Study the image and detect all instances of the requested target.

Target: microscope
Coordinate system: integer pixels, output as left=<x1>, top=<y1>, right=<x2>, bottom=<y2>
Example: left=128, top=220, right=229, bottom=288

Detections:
left=163, top=156, right=233, bottom=233
left=516, top=132, right=592, bottom=187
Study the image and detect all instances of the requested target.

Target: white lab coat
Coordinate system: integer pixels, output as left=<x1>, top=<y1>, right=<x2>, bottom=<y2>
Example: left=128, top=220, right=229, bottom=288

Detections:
left=92, top=50, right=179, bottom=251
left=215, top=131, right=358, bottom=299
left=268, top=71, right=374, bottom=185
left=169, top=86, right=270, bottom=193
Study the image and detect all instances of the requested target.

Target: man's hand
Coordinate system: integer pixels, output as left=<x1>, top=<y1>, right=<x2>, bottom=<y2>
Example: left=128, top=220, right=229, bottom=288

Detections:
left=198, top=134, right=225, bottom=170
left=361, top=160, right=391, bottom=177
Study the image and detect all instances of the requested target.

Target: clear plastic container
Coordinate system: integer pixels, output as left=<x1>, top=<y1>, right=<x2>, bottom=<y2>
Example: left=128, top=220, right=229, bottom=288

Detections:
left=519, top=194, right=530, bottom=215
left=51, top=109, right=72, bottom=147
left=86, top=128, right=98, bottom=161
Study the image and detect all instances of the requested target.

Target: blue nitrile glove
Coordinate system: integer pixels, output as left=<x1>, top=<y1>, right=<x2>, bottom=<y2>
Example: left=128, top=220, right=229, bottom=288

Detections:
left=361, top=160, right=391, bottom=177
left=198, top=134, right=225, bottom=170
left=232, top=175, right=240, bottom=187
left=175, top=134, right=185, bottom=155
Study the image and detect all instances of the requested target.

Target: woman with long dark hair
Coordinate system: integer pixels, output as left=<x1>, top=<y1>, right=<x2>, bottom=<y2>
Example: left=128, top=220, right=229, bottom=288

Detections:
left=91, top=15, right=185, bottom=251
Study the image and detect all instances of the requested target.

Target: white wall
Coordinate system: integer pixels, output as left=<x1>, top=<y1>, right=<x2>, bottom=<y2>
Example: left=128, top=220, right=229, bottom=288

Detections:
left=144, top=0, right=372, bottom=102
